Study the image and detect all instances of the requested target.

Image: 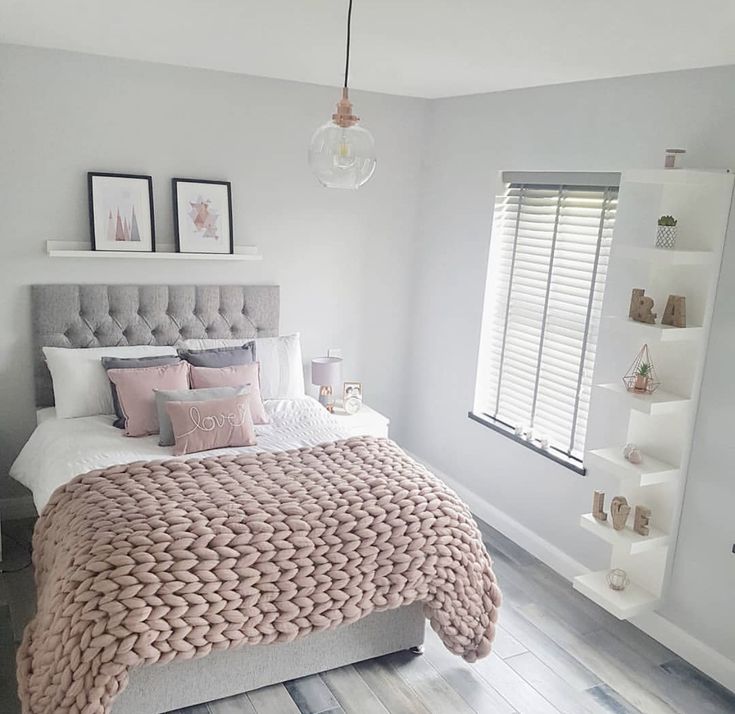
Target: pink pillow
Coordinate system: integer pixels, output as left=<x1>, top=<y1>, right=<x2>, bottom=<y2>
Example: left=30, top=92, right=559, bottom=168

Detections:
left=166, top=393, right=256, bottom=456
left=107, top=362, right=190, bottom=437
left=189, top=363, right=268, bottom=424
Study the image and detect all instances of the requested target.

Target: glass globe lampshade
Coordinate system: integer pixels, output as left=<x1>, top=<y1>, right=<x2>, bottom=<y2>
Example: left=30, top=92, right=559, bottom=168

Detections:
left=308, top=90, right=376, bottom=189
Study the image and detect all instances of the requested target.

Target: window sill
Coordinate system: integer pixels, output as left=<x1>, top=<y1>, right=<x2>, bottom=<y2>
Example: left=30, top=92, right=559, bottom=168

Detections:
left=467, top=411, right=587, bottom=476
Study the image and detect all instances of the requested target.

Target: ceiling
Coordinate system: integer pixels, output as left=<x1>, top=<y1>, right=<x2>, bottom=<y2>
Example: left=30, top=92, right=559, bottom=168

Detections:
left=2, top=0, right=734, bottom=98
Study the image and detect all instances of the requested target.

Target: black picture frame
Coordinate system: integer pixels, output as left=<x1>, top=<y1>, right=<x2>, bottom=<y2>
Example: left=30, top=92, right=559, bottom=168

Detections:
left=88, top=172, right=156, bottom=252
left=172, top=178, right=234, bottom=255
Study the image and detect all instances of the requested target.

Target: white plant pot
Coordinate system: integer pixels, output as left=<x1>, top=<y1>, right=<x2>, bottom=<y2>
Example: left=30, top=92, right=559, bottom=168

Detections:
left=656, top=225, right=677, bottom=249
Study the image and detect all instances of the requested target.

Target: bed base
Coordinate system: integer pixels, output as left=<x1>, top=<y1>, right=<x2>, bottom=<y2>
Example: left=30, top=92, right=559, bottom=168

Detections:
left=111, top=604, right=426, bottom=714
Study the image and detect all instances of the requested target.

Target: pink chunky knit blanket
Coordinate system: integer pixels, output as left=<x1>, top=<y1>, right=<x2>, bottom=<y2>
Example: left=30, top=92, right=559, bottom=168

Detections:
left=18, top=437, right=501, bottom=714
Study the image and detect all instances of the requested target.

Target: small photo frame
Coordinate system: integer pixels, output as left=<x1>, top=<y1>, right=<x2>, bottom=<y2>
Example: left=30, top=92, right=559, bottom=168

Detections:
left=172, top=178, right=233, bottom=255
left=88, top=172, right=155, bottom=252
left=343, top=381, right=363, bottom=402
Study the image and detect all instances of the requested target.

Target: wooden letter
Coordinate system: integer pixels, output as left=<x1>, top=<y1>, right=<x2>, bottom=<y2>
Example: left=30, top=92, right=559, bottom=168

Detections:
left=634, top=506, right=651, bottom=536
left=629, top=289, right=657, bottom=324
left=610, top=496, right=631, bottom=531
left=661, top=295, right=686, bottom=328
left=592, top=491, right=607, bottom=522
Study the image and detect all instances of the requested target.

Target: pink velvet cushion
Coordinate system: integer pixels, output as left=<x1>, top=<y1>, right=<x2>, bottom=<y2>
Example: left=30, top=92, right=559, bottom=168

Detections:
left=189, top=363, right=268, bottom=424
left=106, top=361, right=190, bottom=437
left=165, top=393, right=256, bottom=456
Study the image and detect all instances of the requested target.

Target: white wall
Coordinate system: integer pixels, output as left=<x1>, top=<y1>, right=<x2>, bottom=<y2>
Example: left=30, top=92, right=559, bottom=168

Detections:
left=0, top=44, right=426, bottom=501
left=404, top=66, right=735, bottom=663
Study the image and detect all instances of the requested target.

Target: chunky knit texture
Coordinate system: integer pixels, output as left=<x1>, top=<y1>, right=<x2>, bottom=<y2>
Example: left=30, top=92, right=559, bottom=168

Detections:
left=17, top=437, right=501, bottom=714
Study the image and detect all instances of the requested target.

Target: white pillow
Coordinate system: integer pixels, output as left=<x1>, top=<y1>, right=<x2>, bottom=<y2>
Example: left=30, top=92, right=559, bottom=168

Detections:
left=182, top=334, right=305, bottom=400
left=43, top=345, right=178, bottom=418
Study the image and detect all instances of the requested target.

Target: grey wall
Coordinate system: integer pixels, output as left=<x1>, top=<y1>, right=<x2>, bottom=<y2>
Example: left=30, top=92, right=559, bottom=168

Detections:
left=0, top=44, right=426, bottom=502
left=404, top=65, right=735, bottom=661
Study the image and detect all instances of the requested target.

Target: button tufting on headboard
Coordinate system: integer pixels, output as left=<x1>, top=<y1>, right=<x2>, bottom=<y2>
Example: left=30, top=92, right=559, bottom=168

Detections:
left=31, top=285, right=279, bottom=408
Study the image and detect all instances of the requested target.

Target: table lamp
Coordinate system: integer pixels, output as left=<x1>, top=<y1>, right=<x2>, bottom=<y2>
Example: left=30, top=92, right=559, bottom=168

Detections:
left=311, top=357, right=342, bottom=412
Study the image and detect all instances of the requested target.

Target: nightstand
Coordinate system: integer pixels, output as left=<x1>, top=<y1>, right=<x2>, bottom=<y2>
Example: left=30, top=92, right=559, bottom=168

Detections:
left=331, top=403, right=390, bottom=438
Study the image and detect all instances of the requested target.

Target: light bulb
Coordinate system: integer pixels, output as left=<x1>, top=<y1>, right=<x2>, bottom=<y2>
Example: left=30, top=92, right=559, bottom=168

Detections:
left=335, top=131, right=355, bottom=168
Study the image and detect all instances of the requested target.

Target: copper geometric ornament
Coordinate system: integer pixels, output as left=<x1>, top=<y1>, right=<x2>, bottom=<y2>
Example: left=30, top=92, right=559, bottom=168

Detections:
left=622, top=344, right=660, bottom=394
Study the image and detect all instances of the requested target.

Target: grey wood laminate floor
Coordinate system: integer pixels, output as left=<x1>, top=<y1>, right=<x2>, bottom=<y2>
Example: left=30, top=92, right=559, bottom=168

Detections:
left=2, top=516, right=734, bottom=714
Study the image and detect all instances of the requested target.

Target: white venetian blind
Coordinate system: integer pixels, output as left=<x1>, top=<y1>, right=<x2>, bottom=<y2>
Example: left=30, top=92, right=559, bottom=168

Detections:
left=475, top=174, right=618, bottom=462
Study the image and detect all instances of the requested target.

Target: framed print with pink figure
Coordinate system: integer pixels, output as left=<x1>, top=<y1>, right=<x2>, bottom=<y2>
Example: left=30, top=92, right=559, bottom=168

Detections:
left=172, top=178, right=233, bottom=255
left=88, top=172, right=155, bottom=252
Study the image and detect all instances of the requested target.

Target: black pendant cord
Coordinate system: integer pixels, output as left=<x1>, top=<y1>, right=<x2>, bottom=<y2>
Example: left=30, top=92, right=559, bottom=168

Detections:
left=344, top=0, right=353, bottom=89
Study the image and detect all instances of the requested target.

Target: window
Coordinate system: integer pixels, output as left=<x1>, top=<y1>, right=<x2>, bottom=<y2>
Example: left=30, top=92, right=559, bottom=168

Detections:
left=472, top=172, right=619, bottom=472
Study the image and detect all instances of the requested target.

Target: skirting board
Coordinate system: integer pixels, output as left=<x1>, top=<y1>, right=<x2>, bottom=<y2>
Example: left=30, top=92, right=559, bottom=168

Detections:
left=408, top=451, right=735, bottom=695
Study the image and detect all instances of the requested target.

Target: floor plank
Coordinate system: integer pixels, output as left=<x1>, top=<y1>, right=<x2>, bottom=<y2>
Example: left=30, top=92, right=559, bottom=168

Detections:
left=492, top=624, right=528, bottom=660
left=586, top=684, right=643, bottom=714
left=471, top=652, right=561, bottom=713
left=206, top=691, right=258, bottom=714
left=321, top=664, right=390, bottom=714
left=581, top=627, right=735, bottom=714
left=380, top=649, right=476, bottom=714
left=506, top=650, right=600, bottom=714
left=610, top=621, right=675, bottom=666
left=283, top=674, right=344, bottom=714
left=422, top=629, right=516, bottom=713
left=526, top=561, right=623, bottom=632
left=498, top=601, right=602, bottom=691
left=247, top=683, right=302, bottom=714
left=659, top=659, right=735, bottom=713
left=518, top=603, right=678, bottom=714
left=497, top=560, right=602, bottom=636
left=354, top=659, right=431, bottom=714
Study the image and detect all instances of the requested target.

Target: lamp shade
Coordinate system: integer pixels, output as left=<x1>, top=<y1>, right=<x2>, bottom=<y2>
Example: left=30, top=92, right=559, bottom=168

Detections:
left=311, top=357, right=342, bottom=386
left=308, top=121, right=376, bottom=190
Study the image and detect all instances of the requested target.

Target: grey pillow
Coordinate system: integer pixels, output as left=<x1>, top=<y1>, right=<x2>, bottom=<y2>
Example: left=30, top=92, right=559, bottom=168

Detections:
left=178, top=342, right=255, bottom=368
left=102, top=355, right=182, bottom=429
left=155, top=386, right=247, bottom=447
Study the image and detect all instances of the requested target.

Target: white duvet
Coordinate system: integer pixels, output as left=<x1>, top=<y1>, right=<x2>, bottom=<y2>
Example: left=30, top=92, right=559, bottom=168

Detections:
left=11, top=397, right=351, bottom=513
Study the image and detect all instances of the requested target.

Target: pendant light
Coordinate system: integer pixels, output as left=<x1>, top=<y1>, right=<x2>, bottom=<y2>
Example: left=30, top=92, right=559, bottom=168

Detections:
left=308, top=0, right=376, bottom=189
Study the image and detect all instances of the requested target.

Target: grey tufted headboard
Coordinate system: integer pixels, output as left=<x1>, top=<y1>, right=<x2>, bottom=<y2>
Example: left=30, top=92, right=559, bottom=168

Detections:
left=31, top=284, right=279, bottom=408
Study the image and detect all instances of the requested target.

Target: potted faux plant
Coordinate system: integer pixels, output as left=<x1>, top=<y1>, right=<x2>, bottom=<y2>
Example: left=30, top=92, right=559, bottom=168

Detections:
left=656, top=215, right=678, bottom=249
left=634, top=362, right=651, bottom=393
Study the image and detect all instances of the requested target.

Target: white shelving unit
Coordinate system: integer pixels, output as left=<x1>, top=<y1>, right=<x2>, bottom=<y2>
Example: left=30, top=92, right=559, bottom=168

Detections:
left=574, top=169, right=734, bottom=619
left=46, top=240, right=262, bottom=261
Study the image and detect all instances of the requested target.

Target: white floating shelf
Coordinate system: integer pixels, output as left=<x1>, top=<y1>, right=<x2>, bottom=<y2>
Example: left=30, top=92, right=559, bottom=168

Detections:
left=573, top=571, right=658, bottom=620
left=46, top=241, right=262, bottom=261
left=586, top=447, right=679, bottom=487
left=595, top=383, right=691, bottom=415
left=614, top=245, right=714, bottom=266
left=623, top=168, right=731, bottom=186
left=579, top=514, right=670, bottom=555
left=606, top=317, right=703, bottom=343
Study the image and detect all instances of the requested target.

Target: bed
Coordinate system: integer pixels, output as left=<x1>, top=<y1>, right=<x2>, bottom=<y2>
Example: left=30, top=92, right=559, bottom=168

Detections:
left=11, top=284, right=499, bottom=714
